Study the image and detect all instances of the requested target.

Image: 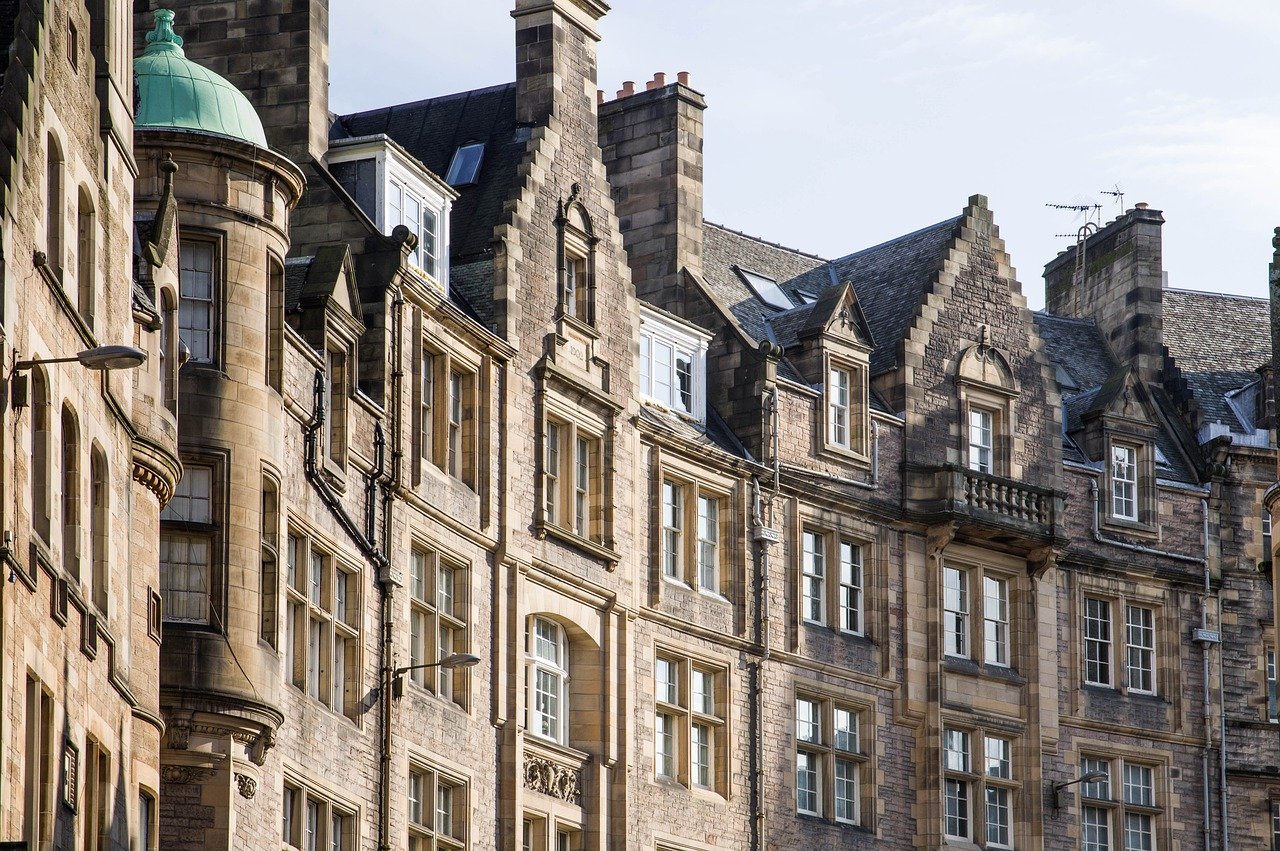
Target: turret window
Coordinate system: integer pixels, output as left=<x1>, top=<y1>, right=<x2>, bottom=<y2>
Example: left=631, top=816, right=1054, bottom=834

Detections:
left=178, top=239, right=217, bottom=364
left=160, top=463, right=218, bottom=624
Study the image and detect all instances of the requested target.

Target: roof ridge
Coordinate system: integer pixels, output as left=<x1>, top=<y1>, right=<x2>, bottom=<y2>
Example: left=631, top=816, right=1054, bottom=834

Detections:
left=1164, top=286, right=1267, bottom=303
left=338, top=81, right=517, bottom=123
left=703, top=221, right=827, bottom=262
left=1031, top=311, right=1099, bottom=325
left=829, top=216, right=962, bottom=264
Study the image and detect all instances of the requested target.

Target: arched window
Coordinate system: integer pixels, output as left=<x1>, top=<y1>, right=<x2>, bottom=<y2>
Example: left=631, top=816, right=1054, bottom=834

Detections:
left=90, top=447, right=108, bottom=612
left=61, top=406, right=80, bottom=580
left=526, top=616, right=570, bottom=743
left=45, top=135, right=63, bottom=277
left=76, top=187, right=96, bottom=326
left=30, top=367, right=50, bottom=542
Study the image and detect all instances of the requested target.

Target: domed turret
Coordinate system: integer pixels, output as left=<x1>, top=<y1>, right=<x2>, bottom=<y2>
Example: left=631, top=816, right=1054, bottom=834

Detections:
left=134, top=9, right=268, bottom=147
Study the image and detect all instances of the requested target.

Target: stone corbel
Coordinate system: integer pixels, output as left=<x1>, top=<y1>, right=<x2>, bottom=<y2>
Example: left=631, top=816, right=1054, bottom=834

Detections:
left=1026, top=545, right=1061, bottom=580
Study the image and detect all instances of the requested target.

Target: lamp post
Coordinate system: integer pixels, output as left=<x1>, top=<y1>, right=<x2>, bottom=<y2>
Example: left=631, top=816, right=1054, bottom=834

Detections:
left=10, top=345, right=148, bottom=409
left=1051, top=770, right=1108, bottom=812
left=386, top=652, right=481, bottom=700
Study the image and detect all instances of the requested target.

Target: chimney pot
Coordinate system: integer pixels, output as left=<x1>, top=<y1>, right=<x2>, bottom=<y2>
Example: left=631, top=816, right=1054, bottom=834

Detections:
left=1135, top=202, right=1149, bottom=210
left=646, top=79, right=658, bottom=91
left=653, top=72, right=666, bottom=87
left=621, top=80, right=636, bottom=98
left=677, top=71, right=690, bottom=86
left=597, top=89, right=604, bottom=104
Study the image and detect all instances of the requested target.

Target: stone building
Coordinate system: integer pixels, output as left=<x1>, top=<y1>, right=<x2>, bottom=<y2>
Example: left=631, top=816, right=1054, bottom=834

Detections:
left=4, top=0, right=1280, bottom=849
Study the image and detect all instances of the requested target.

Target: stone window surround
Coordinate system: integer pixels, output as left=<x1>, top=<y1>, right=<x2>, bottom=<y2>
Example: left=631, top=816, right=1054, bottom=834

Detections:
left=941, top=722, right=1018, bottom=848
left=791, top=505, right=883, bottom=651
left=800, top=527, right=867, bottom=637
left=792, top=686, right=874, bottom=829
left=1074, top=581, right=1166, bottom=698
left=160, top=451, right=227, bottom=628
left=522, top=814, right=584, bottom=851
left=176, top=229, right=225, bottom=369
left=537, top=392, right=615, bottom=561
left=654, top=461, right=732, bottom=600
left=416, top=326, right=483, bottom=491
left=1075, top=750, right=1164, bottom=851
left=941, top=557, right=1017, bottom=672
left=652, top=645, right=730, bottom=796
left=282, top=774, right=358, bottom=851
left=556, top=196, right=598, bottom=330
left=408, top=544, right=471, bottom=710
left=821, top=351, right=870, bottom=462
left=284, top=526, right=362, bottom=721
left=407, top=755, right=469, bottom=850
left=958, top=389, right=1012, bottom=479
left=1101, top=433, right=1158, bottom=536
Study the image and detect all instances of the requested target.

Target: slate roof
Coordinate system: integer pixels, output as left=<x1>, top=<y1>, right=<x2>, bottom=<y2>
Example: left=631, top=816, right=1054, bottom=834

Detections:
left=787, top=217, right=961, bottom=376
left=0, top=0, right=17, bottom=76
left=700, top=222, right=827, bottom=348
left=637, top=404, right=752, bottom=461
left=1163, top=288, right=1270, bottom=431
left=333, top=82, right=522, bottom=267
left=284, top=256, right=313, bottom=311
left=1032, top=313, right=1117, bottom=391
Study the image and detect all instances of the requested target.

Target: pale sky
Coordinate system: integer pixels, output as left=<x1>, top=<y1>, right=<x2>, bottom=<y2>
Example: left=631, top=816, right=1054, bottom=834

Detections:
left=330, top=1, right=1280, bottom=310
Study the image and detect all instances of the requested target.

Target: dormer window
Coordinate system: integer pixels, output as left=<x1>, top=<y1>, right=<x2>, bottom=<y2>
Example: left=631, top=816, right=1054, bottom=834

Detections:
left=327, top=136, right=454, bottom=291
left=827, top=366, right=851, bottom=448
left=444, top=142, right=484, bottom=187
left=823, top=356, right=868, bottom=457
left=639, top=305, right=711, bottom=421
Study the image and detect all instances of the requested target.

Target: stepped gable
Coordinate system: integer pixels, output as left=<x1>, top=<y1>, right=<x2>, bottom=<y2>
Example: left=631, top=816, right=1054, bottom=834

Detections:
left=787, top=217, right=962, bottom=377
left=333, top=82, right=522, bottom=274
left=1163, top=288, right=1271, bottom=432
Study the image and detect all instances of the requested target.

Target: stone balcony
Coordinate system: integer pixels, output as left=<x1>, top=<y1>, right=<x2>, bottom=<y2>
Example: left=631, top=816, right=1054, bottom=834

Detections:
left=904, top=464, right=1063, bottom=550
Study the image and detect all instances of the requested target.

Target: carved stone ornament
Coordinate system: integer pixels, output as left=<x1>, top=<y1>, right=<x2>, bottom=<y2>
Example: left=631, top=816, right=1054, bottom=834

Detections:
left=523, top=752, right=582, bottom=804
left=166, top=717, right=192, bottom=750
left=161, top=765, right=216, bottom=785
left=234, top=773, right=258, bottom=799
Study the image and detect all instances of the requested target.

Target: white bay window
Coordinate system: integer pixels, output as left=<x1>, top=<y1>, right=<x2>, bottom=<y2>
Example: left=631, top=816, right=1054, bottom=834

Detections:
left=639, top=305, right=710, bottom=421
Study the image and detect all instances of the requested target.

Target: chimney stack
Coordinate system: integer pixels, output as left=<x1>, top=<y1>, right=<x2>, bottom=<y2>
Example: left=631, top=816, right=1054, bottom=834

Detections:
left=512, top=0, right=610, bottom=126
left=599, top=71, right=706, bottom=308
left=1044, top=205, right=1167, bottom=384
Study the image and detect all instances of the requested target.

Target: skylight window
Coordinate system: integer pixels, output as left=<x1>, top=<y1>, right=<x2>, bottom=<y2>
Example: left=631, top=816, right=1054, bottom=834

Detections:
left=445, top=142, right=485, bottom=187
left=735, top=266, right=792, bottom=311
left=1055, top=365, right=1079, bottom=392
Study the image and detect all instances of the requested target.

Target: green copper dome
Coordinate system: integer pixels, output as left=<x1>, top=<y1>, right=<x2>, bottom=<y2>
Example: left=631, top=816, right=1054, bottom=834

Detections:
left=134, top=10, right=268, bottom=147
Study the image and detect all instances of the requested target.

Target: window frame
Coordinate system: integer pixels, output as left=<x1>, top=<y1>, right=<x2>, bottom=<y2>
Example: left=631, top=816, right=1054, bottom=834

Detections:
left=653, top=650, right=728, bottom=795
left=639, top=306, right=711, bottom=422
left=941, top=560, right=1015, bottom=670
left=793, top=692, right=871, bottom=827
left=967, top=405, right=995, bottom=474
left=177, top=234, right=222, bottom=367
left=799, top=527, right=868, bottom=636
left=408, top=546, right=469, bottom=709
left=941, top=725, right=1018, bottom=848
left=657, top=474, right=729, bottom=597
left=558, top=204, right=596, bottom=328
left=1110, top=442, right=1140, bottom=522
left=1078, top=755, right=1162, bottom=851
left=542, top=417, right=604, bottom=546
left=284, top=530, right=362, bottom=720
left=1080, top=592, right=1161, bottom=696
left=417, top=335, right=479, bottom=489
left=526, top=616, right=570, bottom=745
left=160, top=459, right=223, bottom=626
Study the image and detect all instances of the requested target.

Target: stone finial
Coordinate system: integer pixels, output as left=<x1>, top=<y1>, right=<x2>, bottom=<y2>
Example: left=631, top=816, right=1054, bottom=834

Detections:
left=1272, top=226, right=1280, bottom=257
left=145, top=9, right=184, bottom=53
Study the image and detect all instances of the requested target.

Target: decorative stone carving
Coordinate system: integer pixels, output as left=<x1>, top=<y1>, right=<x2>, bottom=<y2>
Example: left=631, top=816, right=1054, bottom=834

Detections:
left=234, top=773, right=257, bottom=799
left=523, top=752, right=582, bottom=804
left=249, top=729, right=275, bottom=765
left=166, top=717, right=192, bottom=750
left=161, top=765, right=215, bottom=784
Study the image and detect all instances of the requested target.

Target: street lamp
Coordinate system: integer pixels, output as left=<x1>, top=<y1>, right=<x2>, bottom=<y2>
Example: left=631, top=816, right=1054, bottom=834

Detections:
left=387, top=652, right=480, bottom=699
left=10, top=345, right=149, bottom=410
left=1051, top=770, right=1108, bottom=811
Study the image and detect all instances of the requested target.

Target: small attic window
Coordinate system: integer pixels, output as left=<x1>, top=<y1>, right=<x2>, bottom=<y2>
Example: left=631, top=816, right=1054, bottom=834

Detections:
left=734, top=266, right=792, bottom=311
left=445, top=142, right=485, bottom=187
left=1055, top=365, right=1079, bottom=392
left=1154, top=445, right=1171, bottom=470
left=794, top=290, right=819, bottom=305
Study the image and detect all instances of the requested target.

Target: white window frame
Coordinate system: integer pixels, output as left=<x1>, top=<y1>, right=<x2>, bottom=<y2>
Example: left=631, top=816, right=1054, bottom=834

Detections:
left=943, top=727, right=1017, bottom=848
left=967, top=406, right=994, bottom=474
left=178, top=238, right=217, bottom=365
left=653, top=651, right=726, bottom=793
left=527, top=617, right=570, bottom=744
left=285, top=532, right=361, bottom=719
left=1079, top=756, right=1161, bottom=851
left=282, top=780, right=356, bottom=851
left=827, top=366, right=850, bottom=449
left=795, top=694, right=867, bottom=825
left=543, top=417, right=604, bottom=545
left=1111, top=443, right=1139, bottom=521
left=1083, top=593, right=1160, bottom=695
left=408, top=761, right=466, bottom=851
left=639, top=305, right=711, bottom=422
left=409, top=547, right=468, bottom=708
left=802, top=528, right=867, bottom=635
left=944, top=562, right=1015, bottom=668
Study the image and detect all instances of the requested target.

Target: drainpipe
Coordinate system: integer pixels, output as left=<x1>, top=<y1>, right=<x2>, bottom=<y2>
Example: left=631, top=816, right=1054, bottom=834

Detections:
left=1200, top=499, right=1213, bottom=851
left=751, top=386, right=781, bottom=851
left=1088, top=478, right=1203, bottom=563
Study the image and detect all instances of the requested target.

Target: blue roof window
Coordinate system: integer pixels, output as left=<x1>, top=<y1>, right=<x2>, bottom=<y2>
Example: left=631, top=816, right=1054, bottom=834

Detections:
left=445, top=142, right=485, bottom=187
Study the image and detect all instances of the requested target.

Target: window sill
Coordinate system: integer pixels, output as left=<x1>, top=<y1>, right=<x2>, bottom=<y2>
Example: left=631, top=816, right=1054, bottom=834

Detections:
left=557, top=311, right=600, bottom=340
left=795, top=812, right=872, bottom=833
left=942, top=656, right=1025, bottom=685
left=524, top=733, right=591, bottom=768
left=1080, top=683, right=1167, bottom=704
left=696, top=587, right=730, bottom=604
left=1101, top=516, right=1158, bottom=538
left=538, top=522, right=619, bottom=569
left=403, top=678, right=469, bottom=714
left=820, top=443, right=871, bottom=466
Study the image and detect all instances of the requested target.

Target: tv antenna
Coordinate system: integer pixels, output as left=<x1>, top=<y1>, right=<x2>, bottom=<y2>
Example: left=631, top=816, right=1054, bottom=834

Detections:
left=1046, top=199, right=1102, bottom=238
left=1100, top=184, right=1125, bottom=211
